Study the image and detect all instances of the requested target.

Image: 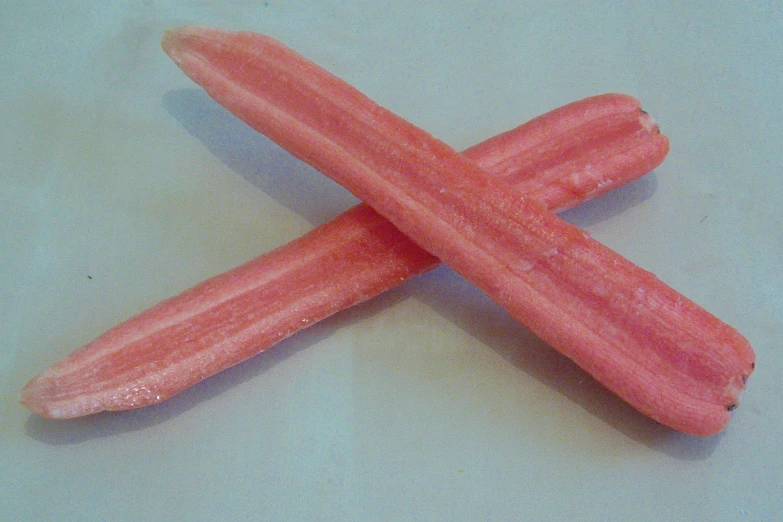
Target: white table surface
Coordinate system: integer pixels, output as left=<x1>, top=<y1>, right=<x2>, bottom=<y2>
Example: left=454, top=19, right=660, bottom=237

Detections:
left=2, top=2, right=781, bottom=520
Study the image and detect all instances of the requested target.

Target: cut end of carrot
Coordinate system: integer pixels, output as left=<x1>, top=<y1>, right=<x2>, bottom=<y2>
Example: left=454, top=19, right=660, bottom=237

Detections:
left=639, top=110, right=660, bottom=134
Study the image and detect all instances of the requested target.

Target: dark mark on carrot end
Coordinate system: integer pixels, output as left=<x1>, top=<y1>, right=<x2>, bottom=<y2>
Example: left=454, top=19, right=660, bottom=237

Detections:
left=727, top=403, right=738, bottom=412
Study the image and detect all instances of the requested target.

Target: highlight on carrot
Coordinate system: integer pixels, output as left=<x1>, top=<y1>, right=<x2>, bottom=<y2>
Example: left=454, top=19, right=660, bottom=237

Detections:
left=155, top=26, right=754, bottom=436
left=20, top=89, right=668, bottom=422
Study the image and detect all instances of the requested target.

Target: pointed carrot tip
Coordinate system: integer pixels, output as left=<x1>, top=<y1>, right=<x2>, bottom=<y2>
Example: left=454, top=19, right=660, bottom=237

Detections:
left=20, top=369, right=51, bottom=400
left=161, top=32, right=177, bottom=59
left=161, top=25, right=204, bottom=52
left=19, top=377, right=50, bottom=418
left=20, top=369, right=78, bottom=419
left=161, top=26, right=187, bottom=55
left=20, top=376, right=85, bottom=420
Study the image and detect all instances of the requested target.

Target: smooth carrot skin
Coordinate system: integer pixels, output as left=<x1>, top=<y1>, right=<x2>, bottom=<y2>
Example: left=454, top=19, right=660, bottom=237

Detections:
left=20, top=90, right=668, bottom=420
left=158, top=26, right=754, bottom=436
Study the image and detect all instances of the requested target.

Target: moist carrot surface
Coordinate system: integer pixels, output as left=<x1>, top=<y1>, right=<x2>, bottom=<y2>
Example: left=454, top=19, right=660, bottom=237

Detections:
left=20, top=91, right=665, bottom=421
left=155, top=26, right=754, bottom=436
left=20, top=90, right=668, bottom=422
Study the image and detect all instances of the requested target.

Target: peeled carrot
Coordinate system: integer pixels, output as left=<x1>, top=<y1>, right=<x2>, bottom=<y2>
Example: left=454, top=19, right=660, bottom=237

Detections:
left=155, top=26, right=754, bottom=436
left=20, top=89, right=667, bottom=421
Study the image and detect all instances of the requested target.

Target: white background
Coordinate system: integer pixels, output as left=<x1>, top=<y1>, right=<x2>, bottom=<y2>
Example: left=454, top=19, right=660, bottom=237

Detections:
left=2, top=2, right=781, bottom=520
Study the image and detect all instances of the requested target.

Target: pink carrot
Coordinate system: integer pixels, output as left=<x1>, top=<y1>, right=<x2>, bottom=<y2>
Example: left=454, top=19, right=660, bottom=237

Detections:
left=155, top=26, right=754, bottom=436
left=20, top=89, right=668, bottom=421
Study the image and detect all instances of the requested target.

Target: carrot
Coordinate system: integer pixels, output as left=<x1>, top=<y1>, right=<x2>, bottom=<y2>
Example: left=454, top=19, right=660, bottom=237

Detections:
left=20, top=90, right=668, bottom=421
left=155, top=26, right=754, bottom=436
